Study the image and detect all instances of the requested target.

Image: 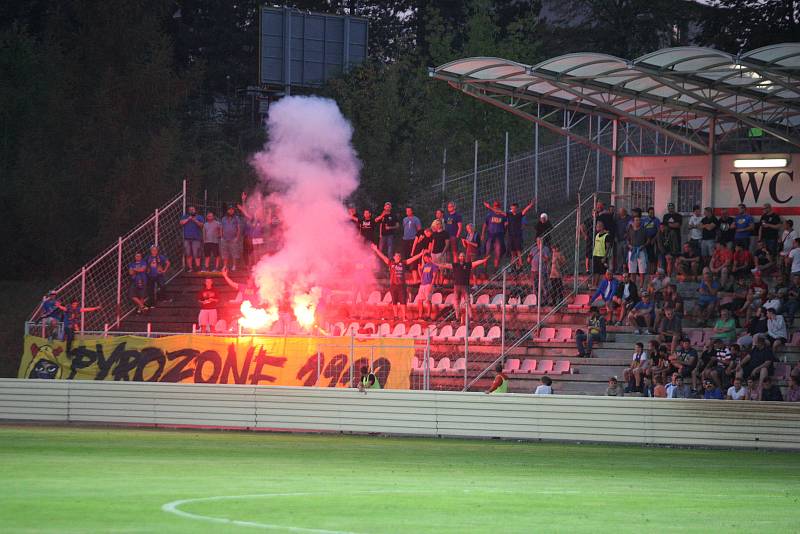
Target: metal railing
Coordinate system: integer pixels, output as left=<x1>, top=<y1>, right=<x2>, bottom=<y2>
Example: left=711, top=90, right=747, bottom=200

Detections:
left=27, top=181, right=188, bottom=333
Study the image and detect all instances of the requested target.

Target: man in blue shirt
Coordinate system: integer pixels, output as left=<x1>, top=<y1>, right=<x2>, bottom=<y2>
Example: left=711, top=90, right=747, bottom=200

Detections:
left=145, top=245, right=171, bottom=306
left=590, top=270, right=619, bottom=323
left=220, top=206, right=242, bottom=272
left=734, top=203, right=754, bottom=250
left=643, top=206, right=660, bottom=274
left=416, top=253, right=439, bottom=319
left=128, top=252, right=149, bottom=313
left=38, top=290, right=66, bottom=341
left=702, top=379, right=724, bottom=400
left=180, top=206, right=204, bottom=272
left=401, top=206, right=421, bottom=259
left=481, top=200, right=507, bottom=271
left=444, top=201, right=463, bottom=261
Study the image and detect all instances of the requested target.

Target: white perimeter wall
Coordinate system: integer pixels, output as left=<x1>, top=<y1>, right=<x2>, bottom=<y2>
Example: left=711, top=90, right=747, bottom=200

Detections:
left=1, top=379, right=799, bottom=450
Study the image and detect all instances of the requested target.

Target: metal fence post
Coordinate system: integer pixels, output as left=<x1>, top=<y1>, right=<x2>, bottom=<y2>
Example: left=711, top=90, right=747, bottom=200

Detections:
left=116, top=237, right=122, bottom=327
left=350, top=331, right=355, bottom=388
left=574, top=194, right=582, bottom=292
left=441, top=147, right=447, bottom=204
left=534, top=111, right=539, bottom=213
left=472, top=140, right=478, bottom=225
left=565, top=110, right=571, bottom=198
left=424, top=329, right=431, bottom=390
left=537, top=238, right=543, bottom=329
left=464, top=295, right=469, bottom=389
left=182, top=179, right=187, bottom=214
left=596, top=116, right=601, bottom=190
left=503, top=132, right=509, bottom=210
left=80, top=267, right=86, bottom=333
left=154, top=208, right=160, bottom=248
left=317, top=349, right=321, bottom=387
left=501, top=270, right=507, bottom=356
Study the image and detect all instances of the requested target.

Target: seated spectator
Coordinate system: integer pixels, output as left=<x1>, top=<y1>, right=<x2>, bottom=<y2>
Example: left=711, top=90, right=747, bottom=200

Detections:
left=655, top=306, right=682, bottom=353
left=695, top=269, right=720, bottom=327
left=647, top=267, right=671, bottom=299
left=649, top=344, right=673, bottom=386
left=606, top=376, right=625, bottom=396
left=486, top=363, right=509, bottom=394
left=611, top=272, right=639, bottom=325
left=740, top=334, right=775, bottom=383
left=589, top=270, right=618, bottom=323
left=675, top=242, right=700, bottom=280
left=197, top=278, right=219, bottom=334
left=731, top=243, right=752, bottom=279
left=654, top=283, right=683, bottom=326
left=738, top=286, right=766, bottom=326
left=670, top=375, right=693, bottom=398
left=782, top=274, right=799, bottom=327
left=623, top=342, right=648, bottom=393
left=724, top=343, right=745, bottom=385
left=670, top=337, right=698, bottom=383
left=575, top=306, right=606, bottom=358
left=710, top=308, right=737, bottom=344
left=709, top=241, right=732, bottom=288
left=627, top=291, right=655, bottom=334
left=760, top=376, right=783, bottom=401
left=753, top=239, right=776, bottom=274
left=786, top=375, right=800, bottom=402
left=702, top=379, right=724, bottom=399
left=652, top=376, right=668, bottom=398
left=726, top=377, right=748, bottom=400
left=665, top=372, right=680, bottom=398
left=764, top=307, right=788, bottom=352
left=534, top=375, right=553, bottom=395
left=737, top=305, right=768, bottom=348
left=693, top=338, right=727, bottom=391
left=746, top=377, right=761, bottom=401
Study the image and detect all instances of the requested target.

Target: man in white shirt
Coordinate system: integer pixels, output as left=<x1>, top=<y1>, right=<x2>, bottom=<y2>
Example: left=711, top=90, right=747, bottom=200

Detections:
left=780, top=220, right=797, bottom=256
left=787, top=237, right=800, bottom=276
left=726, top=377, right=748, bottom=400
left=688, top=205, right=703, bottom=256
left=534, top=375, right=553, bottom=395
left=765, top=308, right=788, bottom=351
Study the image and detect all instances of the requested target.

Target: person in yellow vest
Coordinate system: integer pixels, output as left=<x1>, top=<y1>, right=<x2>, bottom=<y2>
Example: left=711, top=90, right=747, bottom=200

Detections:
left=592, top=220, right=612, bottom=285
left=486, top=363, right=509, bottom=394
left=358, top=366, right=381, bottom=392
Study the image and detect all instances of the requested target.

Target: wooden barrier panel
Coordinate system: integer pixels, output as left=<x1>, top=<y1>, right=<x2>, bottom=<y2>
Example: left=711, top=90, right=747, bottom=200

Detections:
left=1, top=379, right=799, bottom=450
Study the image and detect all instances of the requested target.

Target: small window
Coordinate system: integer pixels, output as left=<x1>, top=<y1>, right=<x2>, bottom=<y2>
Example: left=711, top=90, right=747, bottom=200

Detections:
left=672, top=177, right=702, bottom=213
left=624, top=178, right=655, bottom=212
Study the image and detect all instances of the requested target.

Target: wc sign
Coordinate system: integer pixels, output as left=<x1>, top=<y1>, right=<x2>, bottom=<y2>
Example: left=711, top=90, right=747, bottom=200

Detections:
left=730, top=170, right=794, bottom=204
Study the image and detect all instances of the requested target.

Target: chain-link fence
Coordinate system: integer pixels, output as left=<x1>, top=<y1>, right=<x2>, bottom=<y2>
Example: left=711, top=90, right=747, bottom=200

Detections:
left=27, top=182, right=187, bottom=334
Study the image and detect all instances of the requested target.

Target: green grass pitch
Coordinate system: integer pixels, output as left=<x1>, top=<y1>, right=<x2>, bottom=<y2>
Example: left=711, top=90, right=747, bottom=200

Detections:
left=1, top=425, right=798, bottom=533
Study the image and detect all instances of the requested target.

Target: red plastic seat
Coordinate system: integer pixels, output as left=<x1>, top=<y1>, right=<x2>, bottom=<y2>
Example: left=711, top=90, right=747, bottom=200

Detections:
left=504, top=358, right=521, bottom=373
left=532, top=359, right=554, bottom=374
left=518, top=359, right=538, bottom=373
left=554, top=328, right=573, bottom=343
left=534, top=327, right=556, bottom=343
left=552, top=360, right=571, bottom=375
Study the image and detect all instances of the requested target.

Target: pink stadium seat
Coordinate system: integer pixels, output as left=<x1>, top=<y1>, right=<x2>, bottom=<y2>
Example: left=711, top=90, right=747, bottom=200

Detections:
left=504, top=358, right=521, bottom=373
left=552, top=360, right=571, bottom=375
left=508, top=296, right=520, bottom=306
left=789, top=331, right=800, bottom=346
left=689, top=330, right=705, bottom=347
left=518, top=359, right=537, bottom=373
left=469, top=326, right=485, bottom=340
left=411, top=357, right=422, bottom=373
left=448, top=325, right=467, bottom=342
left=432, top=357, right=451, bottom=375
left=480, top=326, right=501, bottom=343
left=444, top=293, right=457, bottom=307
left=433, top=325, right=453, bottom=341
left=534, top=327, right=556, bottom=343
left=366, top=291, right=382, bottom=305
left=475, top=294, right=491, bottom=307
left=407, top=324, right=422, bottom=338
left=431, top=292, right=443, bottom=307
left=554, top=328, right=573, bottom=343
left=450, top=357, right=466, bottom=375
left=382, top=291, right=393, bottom=304
left=532, top=359, right=554, bottom=374
left=567, top=294, right=590, bottom=310
left=522, top=294, right=537, bottom=307
left=488, top=293, right=505, bottom=309
left=390, top=323, right=406, bottom=337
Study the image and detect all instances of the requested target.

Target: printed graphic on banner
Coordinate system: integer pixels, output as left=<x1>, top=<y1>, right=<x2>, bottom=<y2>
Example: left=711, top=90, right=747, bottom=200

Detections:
left=19, top=335, right=413, bottom=389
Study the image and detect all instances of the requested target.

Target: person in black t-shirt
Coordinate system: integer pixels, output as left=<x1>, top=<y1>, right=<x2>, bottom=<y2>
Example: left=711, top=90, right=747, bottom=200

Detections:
left=434, top=252, right=489, bottom=324
left=375, top=202, right=400, bottom=258
left=758, top=203, right=782, bottom=255
left=506, top=200, right=534, bottom=267
left=700, top=207, right=718, bottom=265
left=717, top=207, right=736, bottom=248
left=371, top=244, right=425, bottom=321
left=359, top=209, right=378, bottom=245
left=662, top=202, right=683, bottom=249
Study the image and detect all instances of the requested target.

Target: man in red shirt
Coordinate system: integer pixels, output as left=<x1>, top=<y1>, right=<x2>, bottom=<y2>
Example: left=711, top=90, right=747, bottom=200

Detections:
left=731, top=243, right=752, bottom=279
left=197, top=278, right=219, bottom=333
left=750, top=269, right=768, bottom=294
left=709, top=242, right=732, bottom=287
left=486, top=363, right=509, bottom=394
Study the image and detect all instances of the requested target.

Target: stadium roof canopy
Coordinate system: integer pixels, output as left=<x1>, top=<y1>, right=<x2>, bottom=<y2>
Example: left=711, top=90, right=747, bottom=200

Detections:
left=431, top=44, right=800, bottom=154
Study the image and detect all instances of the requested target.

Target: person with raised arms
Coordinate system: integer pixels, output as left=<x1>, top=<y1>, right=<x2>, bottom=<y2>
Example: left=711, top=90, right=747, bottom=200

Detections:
left=371, top=244, right=425, bottom=321
left=433, top=251, right=489, bottom=324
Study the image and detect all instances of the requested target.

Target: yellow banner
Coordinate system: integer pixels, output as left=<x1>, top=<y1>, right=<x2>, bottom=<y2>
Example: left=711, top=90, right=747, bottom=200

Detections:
left=19, top=335, right=412, bottom=389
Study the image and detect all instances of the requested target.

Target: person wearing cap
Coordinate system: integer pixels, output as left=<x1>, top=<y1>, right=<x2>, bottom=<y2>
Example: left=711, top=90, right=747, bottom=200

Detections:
left=179, top=205, right=205, bottom=273
left=606, top=376, right=625, bottom=396
left=662, top=202, right=683, bottom=252
left=734, top=203, right=754, bottom=251
left=758, top=203, right=782, bottom=256
left=375, top=202, right=399, bottom=259
left=481, top=200, right=507, bottom=271
left=702, top=379, right=724, bottom=400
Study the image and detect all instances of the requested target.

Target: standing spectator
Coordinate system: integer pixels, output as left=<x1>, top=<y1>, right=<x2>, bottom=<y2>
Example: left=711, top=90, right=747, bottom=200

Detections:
left=655, top=306, right=682, bottom=353
left=643, top=206, right=660, bottom=274
left=461, top=223, right=481, bottom=263
left=358, top=209, right=378, bottom=245
left=717, top=207, right=736, bottom=249
left=486, top=363, right=509, bottom=394
left=575, top=306, right=606, bottom=358
left=626, top=214, right=648, bottom=287
left=614, top=207, right=631, bottom=274
left=726, top=377, right=748, bottom=400
left=780, top=220, right=797, bottom=262
left=758, top=203, right=782, bottom=255
left=401, top=207, right=422, bottom=259
left=662, top=202, right=683, bottom=251
left=529, top=239, right=551, bottom=304
left=700, top=207, right=718, bottom=265
left=62, top=300, right=100, bottom=353
left=430, top=221, right=450, bottom=272
left=443, top=201, right=463, bottom=261
left=591, top=220, right=612, bottom=285
left=580, top=211, right=596, bottom=274
left=244, top=216, right=266, bottom=267
left=347, top=206, right=360, bottom=229
left=787, top=237, right=800, bottom=277
left=416, top=253, right=439, bottom=320
left=375, top=202, right=400, bottom=258
left=611, top=272, right=639, bottom=325
left=180, top=206, right=204, bottom=272
left=432, top=208, right=445, bottom=230
left=675, top=242, right=700, bottom=280
left=371, top=244, right=425, bottom=321
left=596, top=202, right=616, bottom=249
left=507, top=202, right=534, bottom=268
left=734, top=203, right=754, bottom=250
left=709, top=241, right=732, bottom=288
left=764, top=308, right=788, bottom=352
left=548, top=243, right=566, bottom=305
left=481, top=201, right=507, bottom=271
left=203, top=212, right=222, bottom=272
left=128, top=253, right=148, bottom=314
left=606, top=376, right=625, bottom=396
left=687, top=205, right=703, bottom=255
left=623, top=342, right=648, bottom=393
left=220, top=206, right=242, bottom=272
left=221, top=268, right=260, bottom=306
left=655, top=222, right=680, bottom=276
left=197, top=278, right=219, bottom=333
left=434, top=252, right=489, bottom=324
left=145, top=245, right=170, bottom=306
